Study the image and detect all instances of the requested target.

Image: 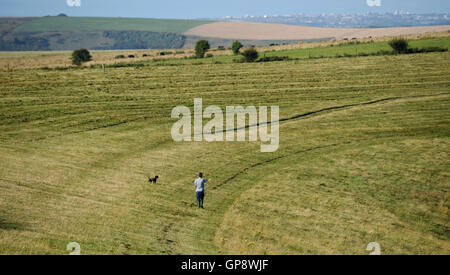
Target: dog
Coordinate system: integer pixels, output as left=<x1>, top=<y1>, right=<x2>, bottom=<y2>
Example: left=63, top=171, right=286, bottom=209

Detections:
left=148, top=176, right=159, bottom=184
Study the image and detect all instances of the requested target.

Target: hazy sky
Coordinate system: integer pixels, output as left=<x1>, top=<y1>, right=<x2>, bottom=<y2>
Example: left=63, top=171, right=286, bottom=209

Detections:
left=1, top=0, right=449, bottom=19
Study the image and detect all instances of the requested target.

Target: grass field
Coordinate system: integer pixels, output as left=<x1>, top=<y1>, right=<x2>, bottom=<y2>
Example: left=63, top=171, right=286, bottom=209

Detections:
left=0, top=47, right=449, bottom=254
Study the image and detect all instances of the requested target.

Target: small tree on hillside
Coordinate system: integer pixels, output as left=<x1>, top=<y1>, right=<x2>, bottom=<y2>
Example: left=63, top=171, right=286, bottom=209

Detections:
left=241, top=47, right=259, bottom=62
left=72, top=49, right=92, bottom=66
left=388, top=38, right=409, bottom=54
left=232, top=40, right=243, bottom=55
left=195, top=40, right=210, bottom=58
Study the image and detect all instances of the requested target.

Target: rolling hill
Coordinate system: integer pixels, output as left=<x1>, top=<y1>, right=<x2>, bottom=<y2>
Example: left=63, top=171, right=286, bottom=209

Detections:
left=12, top=16, right=212, bottom=33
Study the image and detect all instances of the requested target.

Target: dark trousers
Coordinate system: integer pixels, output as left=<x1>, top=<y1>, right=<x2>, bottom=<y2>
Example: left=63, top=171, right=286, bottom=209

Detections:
left=196, top=191, right=205, bottom=208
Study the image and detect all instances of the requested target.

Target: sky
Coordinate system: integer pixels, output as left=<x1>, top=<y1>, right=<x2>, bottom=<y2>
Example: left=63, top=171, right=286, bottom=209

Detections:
left=1, top=0, right=449, bottom=19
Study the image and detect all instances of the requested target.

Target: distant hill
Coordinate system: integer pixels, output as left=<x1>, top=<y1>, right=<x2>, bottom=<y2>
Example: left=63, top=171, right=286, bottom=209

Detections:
left=0, top=16, right=330, bottom=51
left=13, top=16, right=212, bottom=33
left=0, top=16, right=213, bottom=51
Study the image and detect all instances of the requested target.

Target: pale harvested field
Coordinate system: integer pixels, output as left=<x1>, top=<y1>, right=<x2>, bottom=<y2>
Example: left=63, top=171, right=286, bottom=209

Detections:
left=184, top=21, right=450, bottom=40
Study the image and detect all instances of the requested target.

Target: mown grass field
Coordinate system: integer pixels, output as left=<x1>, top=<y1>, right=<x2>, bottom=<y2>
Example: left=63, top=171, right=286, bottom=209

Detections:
left=0, top=48, right=449, bottom=254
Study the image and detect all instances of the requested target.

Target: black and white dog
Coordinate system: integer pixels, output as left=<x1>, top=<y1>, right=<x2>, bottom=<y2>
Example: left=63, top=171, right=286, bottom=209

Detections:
left=148, top=176, right=159, bottom=184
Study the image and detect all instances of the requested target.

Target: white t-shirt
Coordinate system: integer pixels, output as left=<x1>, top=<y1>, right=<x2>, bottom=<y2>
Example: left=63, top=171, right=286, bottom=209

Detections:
left=194, top=178, right=207, bottom=192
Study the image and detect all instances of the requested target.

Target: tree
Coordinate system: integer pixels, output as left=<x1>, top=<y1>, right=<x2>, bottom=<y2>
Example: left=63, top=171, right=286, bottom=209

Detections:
left=195, top=40, right=210, bottom=58
left=232, top=40, right=243, bottom=55
left=72, top=49, right=92, bottom=66
left=388, top=38, right=409, bottom=54
left=241, top=47, right=259, bottom=62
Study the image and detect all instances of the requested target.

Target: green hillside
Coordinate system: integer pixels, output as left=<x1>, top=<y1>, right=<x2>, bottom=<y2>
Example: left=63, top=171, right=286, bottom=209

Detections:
left=13, top=16, right=212, bottom=33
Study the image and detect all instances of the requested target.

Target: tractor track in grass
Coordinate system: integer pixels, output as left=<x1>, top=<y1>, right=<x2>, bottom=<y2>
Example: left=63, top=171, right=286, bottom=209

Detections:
left=203, top=92, right=450, bottom=137
left=213, top=141, right=354, bottom=189
left=279, top=93, right=449, bottom=123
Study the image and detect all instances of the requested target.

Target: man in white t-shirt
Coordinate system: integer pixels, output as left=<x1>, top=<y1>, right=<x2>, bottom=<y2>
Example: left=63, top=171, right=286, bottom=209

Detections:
left=194, top=173, right=208, bottom=209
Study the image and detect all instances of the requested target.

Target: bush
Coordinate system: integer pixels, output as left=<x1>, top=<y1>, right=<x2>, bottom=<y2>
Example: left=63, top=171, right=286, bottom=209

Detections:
left=388, top=38, right=409, bottom=54
left=206, top=53, right=213, bottom=58
left=241, top=47, right=259, bottom=62
left=72, top=49, right=92, bottom=66
left=232, top=40, right=243, bottom=55
left=115, top=54, right=125, bottom=59
left=128, top=55, right=135, bottom=58
left=195, top=40, right=210, bottom=58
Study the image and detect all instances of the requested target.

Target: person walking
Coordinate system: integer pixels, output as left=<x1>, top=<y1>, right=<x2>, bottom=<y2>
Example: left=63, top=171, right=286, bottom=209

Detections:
left=194, top=173, right=208, bottom=209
